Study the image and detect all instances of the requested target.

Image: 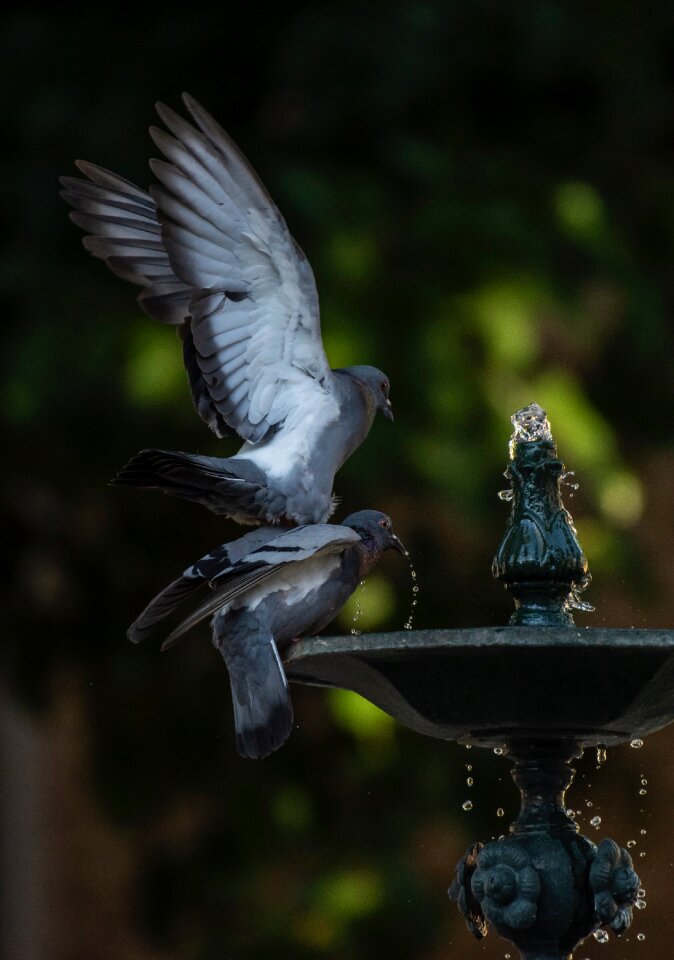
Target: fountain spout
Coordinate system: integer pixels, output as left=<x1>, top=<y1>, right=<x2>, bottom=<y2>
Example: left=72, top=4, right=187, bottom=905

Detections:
left=493, top=403, right=591, bottom=626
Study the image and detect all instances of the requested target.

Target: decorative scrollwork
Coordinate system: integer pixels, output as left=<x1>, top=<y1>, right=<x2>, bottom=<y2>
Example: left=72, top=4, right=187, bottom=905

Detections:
left=448, top=843, right=488, bottom=939
left=470, top=840, right=540, bottom=931
left=589, top=838, right=640, bottom=935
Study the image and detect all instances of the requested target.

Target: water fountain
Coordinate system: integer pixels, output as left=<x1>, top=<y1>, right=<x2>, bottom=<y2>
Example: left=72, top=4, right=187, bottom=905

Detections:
left=285, top=402, right=674, bottom=960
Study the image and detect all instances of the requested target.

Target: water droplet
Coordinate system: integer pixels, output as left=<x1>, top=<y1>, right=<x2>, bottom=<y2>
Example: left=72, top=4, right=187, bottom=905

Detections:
left=631, top=738, right=644, bottom=749
left=640, top=829, right=647, bottom=835
left=496, top=808, right=505, bottom=817
left=493, top=747, right=504, bottom=756
left=593, top=929, right=609, bottom=943
left=637, top=933, right=646, bottom=941
left=462, top=800, right=473, bottom=811
left=466, top=777, right=474, bottom=787
left=635, top=899, right=646, bottom=910
left=638, top=887, right=646, bottom=898
left=596, top=747, right=607, bottom=765
left=590, top=816, right=602, bottom=828
left=402, top=558, right=420, bottom=630
left=586, top=800, right=593, bottom=807
left=466, top=764, right=473, bottom=772
left=568, top=809, right=576, bottom=820
left=639, top=788, right=647, bottom=796
left=640, top=777, right=648, bottom=786
left=639, top=851, right=646, bottom=858
left=498, top=488, right=514, bottom=501
left=627, top=840, right=636, bottom=848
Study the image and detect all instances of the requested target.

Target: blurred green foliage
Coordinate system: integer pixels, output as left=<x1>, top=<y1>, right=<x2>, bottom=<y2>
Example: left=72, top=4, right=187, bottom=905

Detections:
left=4, top=3, right=674, bottom=959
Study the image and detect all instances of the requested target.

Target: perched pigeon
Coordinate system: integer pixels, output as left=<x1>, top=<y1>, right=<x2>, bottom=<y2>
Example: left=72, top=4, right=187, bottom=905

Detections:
left=61, top=94, right=393, bottom=525
left=128, top=510, right=405, bottom=758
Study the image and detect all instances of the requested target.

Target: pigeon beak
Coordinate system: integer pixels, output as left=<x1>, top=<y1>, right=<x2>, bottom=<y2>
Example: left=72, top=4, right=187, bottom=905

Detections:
left=383, top=400, right=394, bottom=422
left=391, top=534, right=407, bottom=556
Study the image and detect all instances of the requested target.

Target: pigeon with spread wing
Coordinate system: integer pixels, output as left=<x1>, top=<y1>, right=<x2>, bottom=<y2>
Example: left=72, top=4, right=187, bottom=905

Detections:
left=61, top=95, right=392, bottom=525
left=128, top=510, right=405, bottom=758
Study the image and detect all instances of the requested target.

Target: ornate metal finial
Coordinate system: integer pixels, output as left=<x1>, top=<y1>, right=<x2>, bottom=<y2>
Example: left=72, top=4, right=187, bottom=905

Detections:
left=493, top=402, right=592, bottom=626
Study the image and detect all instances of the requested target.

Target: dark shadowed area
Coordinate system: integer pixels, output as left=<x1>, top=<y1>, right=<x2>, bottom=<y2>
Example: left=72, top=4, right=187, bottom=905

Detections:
left=3, top=4, right=674, bottom=959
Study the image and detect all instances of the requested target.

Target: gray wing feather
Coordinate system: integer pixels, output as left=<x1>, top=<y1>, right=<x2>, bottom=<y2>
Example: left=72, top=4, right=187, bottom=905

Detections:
left=149, top=93, right=335, bottom=443
left=60, top=162, right=193, bottom=326
left=161, top=525, right=360, bottom=649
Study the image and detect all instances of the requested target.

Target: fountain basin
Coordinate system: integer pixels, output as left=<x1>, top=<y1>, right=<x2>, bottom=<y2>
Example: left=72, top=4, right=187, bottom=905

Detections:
left=285, top=627, right=674, bottom=748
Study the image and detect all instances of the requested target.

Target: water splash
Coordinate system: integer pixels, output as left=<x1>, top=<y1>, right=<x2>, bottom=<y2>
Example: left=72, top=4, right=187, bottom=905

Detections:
left=567, top=573, right=595, bottom=613
left=350, top=580, right=366, bottom=635
left=509, top=402, right=552, bottom=458
left=560, top=469, right=580, bottom=498
left=401, top=543, right=420, bottom=631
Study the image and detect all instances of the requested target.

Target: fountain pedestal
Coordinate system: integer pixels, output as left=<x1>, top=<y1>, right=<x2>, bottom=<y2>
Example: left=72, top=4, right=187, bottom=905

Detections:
left=285, top=404, right=670, bottom=958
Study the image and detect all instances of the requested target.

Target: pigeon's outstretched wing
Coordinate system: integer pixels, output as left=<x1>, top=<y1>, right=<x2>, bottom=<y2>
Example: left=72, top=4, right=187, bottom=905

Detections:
left=127, top=526, right=277, bottom=644
left=160, top=524, right=361, bottom=649
left=61, top=94, right=338, bottom=444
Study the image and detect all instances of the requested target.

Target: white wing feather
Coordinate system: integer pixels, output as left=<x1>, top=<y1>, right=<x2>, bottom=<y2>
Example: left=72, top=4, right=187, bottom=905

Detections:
left=151, top=94, right=335, bottom=443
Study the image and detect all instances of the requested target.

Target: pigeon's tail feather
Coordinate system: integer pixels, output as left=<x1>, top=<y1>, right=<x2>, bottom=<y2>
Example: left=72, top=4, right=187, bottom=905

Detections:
left=113, top=449, right=264, bottom=519
left=232, top=687, right=294, bottom=760
left=127, top=573, right=203, bottom=644
left=216, top=619, right=294, bottom=759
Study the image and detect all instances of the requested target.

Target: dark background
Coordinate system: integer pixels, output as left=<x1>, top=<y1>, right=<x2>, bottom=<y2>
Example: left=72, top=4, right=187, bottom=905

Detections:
left=3, top=3, right=674, bottom=958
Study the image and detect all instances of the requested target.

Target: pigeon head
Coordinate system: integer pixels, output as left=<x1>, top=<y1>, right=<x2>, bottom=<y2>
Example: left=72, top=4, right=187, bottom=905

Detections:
left=343, top=365, right=393, bottom=421
left=342, top=510, right=406, bottom=556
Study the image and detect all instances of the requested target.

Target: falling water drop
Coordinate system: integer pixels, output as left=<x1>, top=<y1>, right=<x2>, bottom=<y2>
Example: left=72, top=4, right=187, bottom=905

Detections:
left=462, top=800, right=473, bottom=812
left=640, top=829, right=647, bottom=835
left=590, top=816, right=602, bottom=829
left=593, top=929, right=609, bottom=943
left=627, top=840, right=636, bottom=848
left=585, top=800, right=593, bottom=807
left=639, top=851, right=646, bottom=858
left=466, top=777, right=474, bottom=787
left=637, top=933, right=646, bottom=941
left=403, top=552, right=420, bottom=630
left=350, top=580, right=366, bottom=635
left=494, top=746, right=504, bottom=756
left=638, top=887, right=646, bottom=898
left=639, top=788, right=647, bottom=796
left=466, top=764, right=473, bottom=772
left=498, top=488, right=514, bottom=502
left=496, top=808, right=505, bottom=818
left=596, top=746, right=607, bottom=766
left=465, top=744, right=472, bottom=750
left=640, top=777, right=647, bottom=785
left=630, top=738, right=644, bottom=749
left=635, top=899, right=646, bottom=910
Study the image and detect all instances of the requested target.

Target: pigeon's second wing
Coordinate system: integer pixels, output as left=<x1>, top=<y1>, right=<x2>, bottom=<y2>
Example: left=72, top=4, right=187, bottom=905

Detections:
left=150, top=94, right=338, bottom=444
left=60, top=162, right=192, bottom=325
left=161, top=524, right=361, bottom=649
